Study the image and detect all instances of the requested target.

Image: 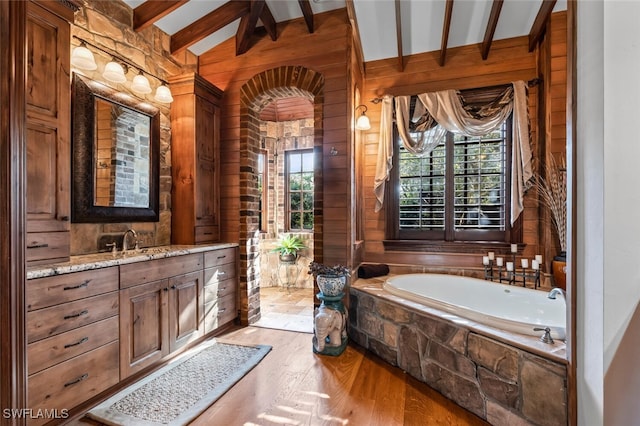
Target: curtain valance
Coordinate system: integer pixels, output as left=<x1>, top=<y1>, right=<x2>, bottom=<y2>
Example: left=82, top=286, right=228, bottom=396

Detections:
left=374, top=81, right=532, bottom=226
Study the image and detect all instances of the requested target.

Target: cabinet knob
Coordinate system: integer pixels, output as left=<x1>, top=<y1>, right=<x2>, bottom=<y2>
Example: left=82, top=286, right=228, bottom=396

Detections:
left=171, top=285, right=177, bottom=290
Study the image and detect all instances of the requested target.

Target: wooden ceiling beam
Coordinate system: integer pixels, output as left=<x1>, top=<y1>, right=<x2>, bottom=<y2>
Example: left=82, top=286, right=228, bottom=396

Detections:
left=528, top=0, right=557, bottom=52
left=260, top=3, right=277, bottom=41
left=133, top=0, right=189, bottom=32
left=298, top=0, right=314, bottom=33
left=236, top=0, right=265, bottom=55
left=439, top=0, right=454, bottom=66
left=395, top=0, right=404, bottom=72
left=481, top=0, right=503, bottom=60
left=170, top=1, right=250, bottom=54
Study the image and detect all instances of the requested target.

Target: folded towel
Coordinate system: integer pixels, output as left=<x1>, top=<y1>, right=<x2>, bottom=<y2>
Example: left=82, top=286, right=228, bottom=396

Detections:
left=357, top=264, right=390, bottom=279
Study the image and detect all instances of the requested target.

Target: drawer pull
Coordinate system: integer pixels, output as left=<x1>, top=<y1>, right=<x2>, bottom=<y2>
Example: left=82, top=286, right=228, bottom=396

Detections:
left=64, top=373, right=88, bottom=387
left=64, top=336, right=89, bottom=348
left=217, top=255, right=227, bottom=259
left=220, top=287, right=227, bottom=291
left=63, top=280, right=90, bottom=291
left=64, top=310, right=88, bottom=320
left=204, top=232, right=213, bottom=235
left=219, top=308, right=226, bottom=314
left=59, top=215, right=69, bottom=221
left=218, top=271, right=226, bottom=277
left=27, top=243, right=49, bottom=249
left=163, top=287, right=169, bottom=292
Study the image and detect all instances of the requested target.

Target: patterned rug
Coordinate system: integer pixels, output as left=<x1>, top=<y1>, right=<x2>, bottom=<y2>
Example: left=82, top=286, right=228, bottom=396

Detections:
left=87, top=340, right=271, bottom=426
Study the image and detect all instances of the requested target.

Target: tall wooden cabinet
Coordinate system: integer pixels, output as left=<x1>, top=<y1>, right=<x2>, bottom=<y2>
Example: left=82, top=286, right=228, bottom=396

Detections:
left=26, top=0, right=73, bottom=265
left=170, top=73, right=223, bottom=244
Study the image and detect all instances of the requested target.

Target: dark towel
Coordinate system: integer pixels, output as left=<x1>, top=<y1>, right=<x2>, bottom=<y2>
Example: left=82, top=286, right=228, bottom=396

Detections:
left=357, top=264, right=390, bottom=279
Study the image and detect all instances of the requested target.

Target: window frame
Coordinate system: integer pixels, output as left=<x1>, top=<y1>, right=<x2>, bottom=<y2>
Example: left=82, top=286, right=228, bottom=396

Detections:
left=285, top=148, right=314, bottom=232
left=385, top=115, right=518, bottom=248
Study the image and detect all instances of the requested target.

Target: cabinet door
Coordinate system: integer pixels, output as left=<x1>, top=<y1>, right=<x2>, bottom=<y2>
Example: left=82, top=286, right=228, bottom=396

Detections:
left=195, top=99, right=218, bottom=228
left=119, top=280, right=168, bottom=379
left=168, top=270, right=204, bottom=352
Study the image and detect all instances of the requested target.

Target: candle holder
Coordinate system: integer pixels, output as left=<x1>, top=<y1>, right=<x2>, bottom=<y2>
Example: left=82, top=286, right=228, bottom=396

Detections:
left=483, top=253, right=541, bottom=289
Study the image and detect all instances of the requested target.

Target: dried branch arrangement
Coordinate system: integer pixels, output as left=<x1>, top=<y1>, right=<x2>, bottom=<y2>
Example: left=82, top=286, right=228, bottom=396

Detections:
left=532, top=154, right=567, bottom=253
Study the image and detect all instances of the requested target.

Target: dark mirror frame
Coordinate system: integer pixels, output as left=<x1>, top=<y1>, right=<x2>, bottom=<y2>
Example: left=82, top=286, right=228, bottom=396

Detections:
left=71, top=73, right=160, bottom=223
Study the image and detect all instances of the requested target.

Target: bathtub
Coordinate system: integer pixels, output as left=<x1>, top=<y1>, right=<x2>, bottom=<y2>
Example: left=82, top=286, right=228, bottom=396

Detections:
left=383, top=273, right=566, bottom=340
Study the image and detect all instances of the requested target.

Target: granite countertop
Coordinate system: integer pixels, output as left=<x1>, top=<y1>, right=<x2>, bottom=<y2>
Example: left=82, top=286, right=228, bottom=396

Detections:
left=27, top=243, right=239, bottom=280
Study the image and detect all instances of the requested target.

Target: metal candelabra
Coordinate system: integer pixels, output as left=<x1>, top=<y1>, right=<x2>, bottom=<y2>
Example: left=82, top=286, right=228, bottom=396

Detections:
left=482, top=251, right=543, bottom=289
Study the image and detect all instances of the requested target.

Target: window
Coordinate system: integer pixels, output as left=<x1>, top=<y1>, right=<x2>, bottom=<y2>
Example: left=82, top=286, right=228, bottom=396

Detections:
left=286, top=149, right=314, bottom=231
left=390, top=120, right=511, bottom=242
left=257, top=149, right=268, bottom=232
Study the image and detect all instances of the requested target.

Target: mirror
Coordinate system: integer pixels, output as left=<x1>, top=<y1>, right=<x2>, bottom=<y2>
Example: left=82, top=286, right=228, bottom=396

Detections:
left=72, top=73, right=160, bottom=222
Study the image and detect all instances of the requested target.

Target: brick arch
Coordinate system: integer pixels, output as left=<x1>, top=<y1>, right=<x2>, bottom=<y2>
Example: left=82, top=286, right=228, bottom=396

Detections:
left=238, top=66, right=324, bottom=325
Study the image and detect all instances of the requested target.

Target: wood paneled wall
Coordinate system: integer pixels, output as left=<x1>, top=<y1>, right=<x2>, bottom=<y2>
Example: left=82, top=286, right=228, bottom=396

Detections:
left=359, top=36, right=546, bottom=271
left=199, top=9, right=352, bottom=270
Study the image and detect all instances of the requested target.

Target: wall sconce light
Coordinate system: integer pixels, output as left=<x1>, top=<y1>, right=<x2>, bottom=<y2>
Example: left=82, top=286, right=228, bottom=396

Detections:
left=102, top=59, right=127, bottom=84
left=355, top=104, right=371, bottom=130
left=70, top=42, right=97, bottom=71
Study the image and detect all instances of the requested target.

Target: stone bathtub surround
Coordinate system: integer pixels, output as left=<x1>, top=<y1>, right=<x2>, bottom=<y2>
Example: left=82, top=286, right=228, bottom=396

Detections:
left=349, top=277, right=567, bottom=426
left=26, top=243, right=238, bottom=279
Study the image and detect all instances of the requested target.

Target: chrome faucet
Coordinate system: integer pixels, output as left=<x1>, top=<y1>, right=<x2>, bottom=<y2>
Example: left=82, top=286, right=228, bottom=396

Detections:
left=122, top=229, right=139, bottom=252
left=548, top=288, right=565, bottom=300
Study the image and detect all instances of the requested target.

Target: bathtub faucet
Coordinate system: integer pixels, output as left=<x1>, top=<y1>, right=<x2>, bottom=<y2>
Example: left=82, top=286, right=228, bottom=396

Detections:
left=548, top=288, right=565, bottom=300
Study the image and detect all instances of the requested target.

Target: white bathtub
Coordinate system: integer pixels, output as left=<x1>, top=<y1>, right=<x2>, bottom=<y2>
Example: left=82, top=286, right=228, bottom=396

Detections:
left=383, top=274, right=566, bottom=340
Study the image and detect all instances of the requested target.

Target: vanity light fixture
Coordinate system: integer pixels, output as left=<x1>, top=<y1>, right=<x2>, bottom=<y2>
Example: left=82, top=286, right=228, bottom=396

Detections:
left=70, top=42, right=97, bottom=71
left=131, top=72, right=152, bottom=95
left=71, top=36, right=173, bottom=104
left=355, top=104, right=371, bottom=130
left=102, top=59, right=127, bottom=84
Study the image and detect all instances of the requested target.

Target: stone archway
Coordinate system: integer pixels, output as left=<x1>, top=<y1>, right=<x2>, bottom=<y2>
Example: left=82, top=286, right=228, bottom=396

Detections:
left=238, top=66, right=324, bottom=324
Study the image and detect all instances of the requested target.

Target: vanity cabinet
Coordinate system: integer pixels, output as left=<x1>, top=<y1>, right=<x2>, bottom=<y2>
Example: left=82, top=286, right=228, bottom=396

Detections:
left=119, top=253, right=205, bottom=378
left=26, top=0, right=73, bottom=265
left=203, top=247, right=238, bottom=333
left=26, top=267, right=119, bottom=424
left=170, top=73, right=223, bottom=244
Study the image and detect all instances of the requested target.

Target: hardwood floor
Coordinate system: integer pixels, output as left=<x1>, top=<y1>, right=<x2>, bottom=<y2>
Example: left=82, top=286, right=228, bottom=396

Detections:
left=191, top=326, right=489, bottom=426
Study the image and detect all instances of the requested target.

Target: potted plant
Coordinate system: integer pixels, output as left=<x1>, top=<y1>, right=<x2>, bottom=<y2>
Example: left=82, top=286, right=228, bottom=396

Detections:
left=271, top=234, right=306, bottom=263
left=308, top=262, right=351, bottom=297
left=532, top=154, right=567, bottom=289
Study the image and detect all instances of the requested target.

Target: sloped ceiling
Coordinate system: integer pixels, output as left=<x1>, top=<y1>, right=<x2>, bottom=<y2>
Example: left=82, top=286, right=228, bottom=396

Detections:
left=121, top=0, right=567, bottom=64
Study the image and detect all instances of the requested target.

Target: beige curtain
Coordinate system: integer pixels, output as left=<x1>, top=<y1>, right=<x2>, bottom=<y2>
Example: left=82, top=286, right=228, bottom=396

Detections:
left=374, top=95, right=394, bottom=212
left=395, top=96, right=447, bottom=156
left=374, top=81, right=532, bottom=223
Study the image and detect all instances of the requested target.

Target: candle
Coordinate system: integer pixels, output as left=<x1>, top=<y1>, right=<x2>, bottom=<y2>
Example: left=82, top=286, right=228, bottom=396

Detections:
left=532, top=260, right=539, bottom=270
left=511, top=244, right=518, bottom=253
left=535, top=254, right=543, bottom=264
left=521, top=258, right=529, bottom=268
left=496, top=257, right=504, bottom=267
left=488, top=251, right=495, bottom=260
left=506, top=262, right=514, bottom=271
left=482, top=256, right=490, bottom=265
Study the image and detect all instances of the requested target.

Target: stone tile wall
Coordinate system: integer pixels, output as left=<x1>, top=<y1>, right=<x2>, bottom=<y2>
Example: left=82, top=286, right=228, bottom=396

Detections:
left=348, top=288, right=567, bottom=426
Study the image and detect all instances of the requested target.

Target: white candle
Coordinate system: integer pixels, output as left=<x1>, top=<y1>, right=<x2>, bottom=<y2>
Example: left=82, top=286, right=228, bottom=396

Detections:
left=488, top=251, right=495, bottom=261
left=532, top=260, right=539, bottom=270
left=506, top=262, right=514, bottom=271
left=482, top=256, right=490, bottom=265
left=535, top=254, right=543, bottom=264
left=521, top=258, right=529, bottom=268
left=496, top=257, right=504, bottom=267
left=511, top=244, right=518, bottom=253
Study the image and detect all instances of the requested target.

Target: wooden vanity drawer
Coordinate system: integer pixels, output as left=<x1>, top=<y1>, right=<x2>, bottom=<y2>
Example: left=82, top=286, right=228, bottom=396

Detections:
left=203, top=247, right=236, bottom=268
left=204, top=293, right=236, bottom=333
left=195, top=226, right=219, bottom=243
left=204, top=262, right=236, bottom=286
left=204, top=277, right=237, bottom=304
left=27, top=292, right=119, bottom=343
left=28, top=316, right=119, bottom=375
left=26, top=231, right=70, bottom=265
left=28, top=341, right=119, bottom=422
left=27, top=267, right=118, bottom=311
left=119, top=253, right=203, bottom=288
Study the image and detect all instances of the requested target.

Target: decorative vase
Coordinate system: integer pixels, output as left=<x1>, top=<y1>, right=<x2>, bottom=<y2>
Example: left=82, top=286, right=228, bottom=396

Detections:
left=552, top=251, right=567, bottom=290
left=316, top=274, right=346, bottom=297
left=313, top=292, right=348, bottom=356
